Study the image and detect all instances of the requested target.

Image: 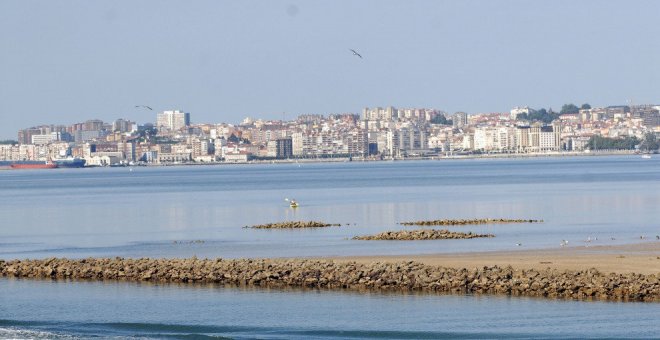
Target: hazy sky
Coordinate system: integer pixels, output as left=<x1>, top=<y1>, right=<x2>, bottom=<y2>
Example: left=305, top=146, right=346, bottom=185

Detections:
left=1, top=0, right=659, bottom=139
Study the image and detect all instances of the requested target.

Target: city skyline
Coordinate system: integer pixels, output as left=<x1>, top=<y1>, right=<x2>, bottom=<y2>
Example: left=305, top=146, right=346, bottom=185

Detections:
left=7, top=100, right=653, bottom=137
left=2, top=1, right=660, bottom=140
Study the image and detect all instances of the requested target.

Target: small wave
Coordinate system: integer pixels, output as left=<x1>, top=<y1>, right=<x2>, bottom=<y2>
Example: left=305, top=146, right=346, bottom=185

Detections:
left=0, top=326, right=78, bottom=339
left=0, top=320, right=539, bottom=339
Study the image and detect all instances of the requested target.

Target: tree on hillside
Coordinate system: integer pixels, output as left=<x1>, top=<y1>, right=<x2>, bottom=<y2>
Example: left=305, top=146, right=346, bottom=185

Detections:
left=431, top=114, right=452, bottom=125
left=580, top=103, right=591, bottom=110
left=560, top=104, right=579, bottom=115
left=228, top=133, right=250, bottom=144
left=517, top=108, right=559, bottom=123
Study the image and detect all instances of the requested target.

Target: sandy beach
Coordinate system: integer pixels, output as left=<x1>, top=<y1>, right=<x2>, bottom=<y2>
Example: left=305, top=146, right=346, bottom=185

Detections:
left=329, top=242, right=660, bottom=275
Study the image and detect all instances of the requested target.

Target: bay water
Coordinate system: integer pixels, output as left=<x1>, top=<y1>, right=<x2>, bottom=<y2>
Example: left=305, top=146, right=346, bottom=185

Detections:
left=1, top=156, right=659, bottom=338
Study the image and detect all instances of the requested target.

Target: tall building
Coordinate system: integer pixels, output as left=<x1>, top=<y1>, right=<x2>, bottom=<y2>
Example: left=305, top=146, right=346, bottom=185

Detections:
left=113, top=119, right=136, bottom=133
left=291, top=132, right=304, bottom=155
left=453, top=112, right=468, bottom=128
left=157, top=110, right=190, bottom=132
left=514, top=123, right=560, bottom=152
left=276, top=138, right=293, bottom=159
left=515, top=126, right=530, bottom=152
left=83, top=119, right=104, bottom=131
left=18, top=128, right=42, bottom=145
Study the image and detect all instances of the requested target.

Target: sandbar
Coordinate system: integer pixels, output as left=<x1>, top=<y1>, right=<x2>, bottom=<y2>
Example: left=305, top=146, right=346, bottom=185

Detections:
left=328, top=242, right=660, bottom=275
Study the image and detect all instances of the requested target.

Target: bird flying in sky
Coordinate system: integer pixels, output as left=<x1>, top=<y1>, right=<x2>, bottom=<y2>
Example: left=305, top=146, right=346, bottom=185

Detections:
left=349, top=49, right=362, bottom=59
left=135, top=105, right=153, bottom=110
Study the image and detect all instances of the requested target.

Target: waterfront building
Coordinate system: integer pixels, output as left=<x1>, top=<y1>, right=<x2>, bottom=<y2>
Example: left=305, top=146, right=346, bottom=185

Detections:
left=515, top=126, right=531, bottom=152
left=497, top=127, right=516, bottom=151
left=513, top=123, right=560, bottom=153
left=462, top=133, right=474, bottom=150
left=291, top=132, right=304, bottom=156
left=385, top=126, right=426, bottom=156
left=224, top=151, right=251, bottom=163
left=276, top=137, right=293, bottom=159
left=266, top=141, right=277, bottom=157
left=474, top=127, right=495, bottom=151
left=472, top=126, right=513, bottom=152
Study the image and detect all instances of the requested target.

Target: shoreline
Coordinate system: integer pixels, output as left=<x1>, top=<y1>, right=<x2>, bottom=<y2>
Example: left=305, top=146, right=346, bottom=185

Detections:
left=0, top=150, right=646, bottom=171
left=2, top=242, right=658, bottom=302
left=133, top=150, right=645, bottom=167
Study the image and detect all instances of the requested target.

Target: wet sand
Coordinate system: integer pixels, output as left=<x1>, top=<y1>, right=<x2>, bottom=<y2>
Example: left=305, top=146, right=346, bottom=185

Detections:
left=329, top=242, right=660, bottom=275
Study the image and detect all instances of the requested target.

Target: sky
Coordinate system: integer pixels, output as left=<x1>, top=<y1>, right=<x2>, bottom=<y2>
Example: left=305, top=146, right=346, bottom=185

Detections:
left=1, top=0, right=659, bottom=139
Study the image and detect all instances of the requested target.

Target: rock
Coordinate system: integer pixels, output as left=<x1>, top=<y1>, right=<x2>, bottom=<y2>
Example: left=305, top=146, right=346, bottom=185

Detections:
left=0, top=257, right=657, bottom=302
left=352, top=229, right=495, bottom=240
left=249, top=221, right=341, bottom=229
left=399, top=218, right=542, bottom=226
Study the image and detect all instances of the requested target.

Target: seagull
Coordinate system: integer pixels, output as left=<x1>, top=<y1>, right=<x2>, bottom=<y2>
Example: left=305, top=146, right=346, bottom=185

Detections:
left=349, top=49, right=362, bottom=59
left=135, top=105, right=153, bottom=110
left=516, top=243, right=522, bottom=247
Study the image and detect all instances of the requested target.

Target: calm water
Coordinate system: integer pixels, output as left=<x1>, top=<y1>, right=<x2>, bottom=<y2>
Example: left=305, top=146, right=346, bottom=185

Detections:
left=1, top=156, right=659, bottom=338
left=1, top=278, right=659, bottom=339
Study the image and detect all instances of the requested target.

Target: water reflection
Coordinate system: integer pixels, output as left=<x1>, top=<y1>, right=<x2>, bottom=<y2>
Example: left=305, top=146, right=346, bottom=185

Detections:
left=1, top=156, right=659, bottom=259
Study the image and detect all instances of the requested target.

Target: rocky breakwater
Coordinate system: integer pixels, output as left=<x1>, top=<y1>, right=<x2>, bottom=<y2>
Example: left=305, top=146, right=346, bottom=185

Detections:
left=352, top=229, right=495, bottom=240
left=400, top=218, right=542, bottom=226
left=247, top=221, right=341, bottom=229
left=1, top=258, right=658, bottom=301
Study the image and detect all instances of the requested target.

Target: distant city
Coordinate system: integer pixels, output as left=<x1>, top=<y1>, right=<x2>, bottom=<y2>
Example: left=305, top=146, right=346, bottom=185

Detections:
left=2, top=103, right=659, bottom=167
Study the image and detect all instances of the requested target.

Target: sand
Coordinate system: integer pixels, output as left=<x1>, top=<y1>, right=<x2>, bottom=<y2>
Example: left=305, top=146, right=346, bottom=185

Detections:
left=328, top=242, right=660, bottom=275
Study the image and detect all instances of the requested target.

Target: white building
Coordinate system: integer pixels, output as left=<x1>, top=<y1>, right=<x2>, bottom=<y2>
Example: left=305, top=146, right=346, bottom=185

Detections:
left=31, top=132, right=60, bottom=145
left=362, top=107, right=397, bottom=121
left=291, top=132, right=304, bottom=156
left=157, top=110, right=190, bottom=132
left=510, top=106, right=533, bottom=120
left=474, top=128, right=495, bottom=151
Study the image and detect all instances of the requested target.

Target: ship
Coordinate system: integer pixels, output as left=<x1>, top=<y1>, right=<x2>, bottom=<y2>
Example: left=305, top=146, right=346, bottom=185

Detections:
left=9, top=160, right=58, bottom=169
left=53, top=157, right=86, bottom=168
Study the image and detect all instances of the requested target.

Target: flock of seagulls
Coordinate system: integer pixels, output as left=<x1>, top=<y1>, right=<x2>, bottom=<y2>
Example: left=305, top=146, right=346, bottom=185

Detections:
left=514, top=235, right=659, bottom=248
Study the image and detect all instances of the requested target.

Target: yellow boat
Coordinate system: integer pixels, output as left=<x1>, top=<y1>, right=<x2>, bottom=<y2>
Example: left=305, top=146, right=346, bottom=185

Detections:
left=285, top=198, right=299, bottom=208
